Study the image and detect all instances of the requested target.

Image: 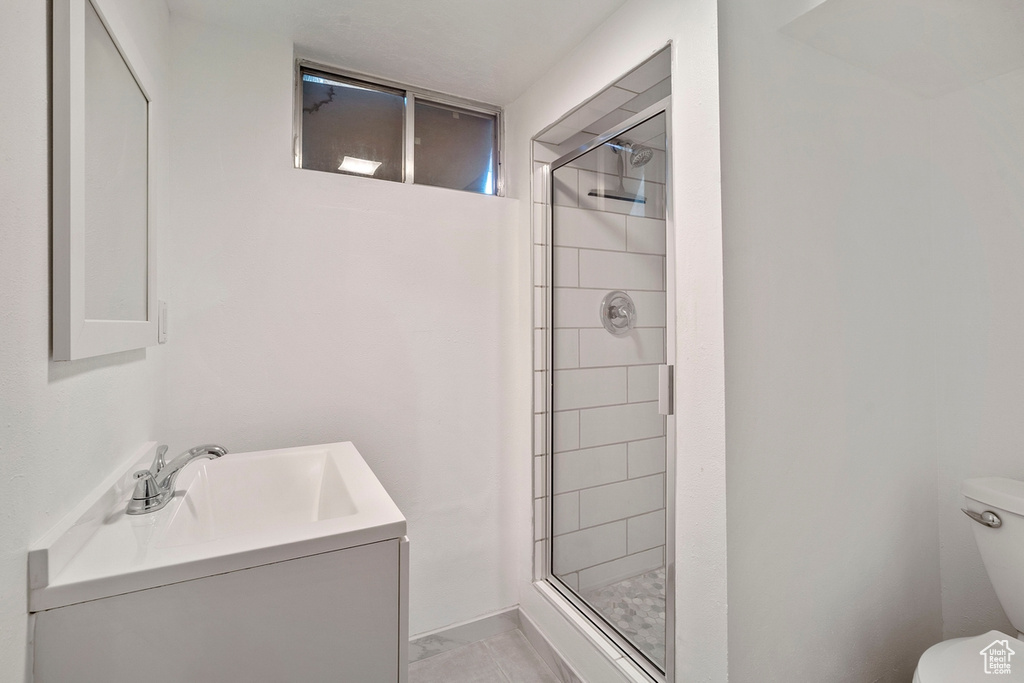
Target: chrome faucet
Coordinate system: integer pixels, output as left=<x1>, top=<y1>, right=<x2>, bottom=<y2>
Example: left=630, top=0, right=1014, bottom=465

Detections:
left=126, top=444, right=229, bottom=515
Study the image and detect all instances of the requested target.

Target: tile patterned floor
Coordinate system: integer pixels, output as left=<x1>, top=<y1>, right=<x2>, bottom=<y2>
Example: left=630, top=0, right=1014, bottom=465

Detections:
left=582, top=566, right=666, bottom=667
left=409, top=630, right=559, bottom=683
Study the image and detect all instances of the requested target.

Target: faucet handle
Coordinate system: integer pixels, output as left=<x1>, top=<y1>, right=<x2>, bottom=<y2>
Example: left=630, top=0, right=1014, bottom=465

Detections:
left=148, top=444, right=169, bottom=475
left=132, top=470, right=161, bottom=496
left=126, top=470, right=164, bottom=515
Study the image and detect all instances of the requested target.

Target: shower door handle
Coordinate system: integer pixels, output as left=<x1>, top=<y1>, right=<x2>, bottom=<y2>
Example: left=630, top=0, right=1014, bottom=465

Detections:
left=658, top=365, right=674, bottom=416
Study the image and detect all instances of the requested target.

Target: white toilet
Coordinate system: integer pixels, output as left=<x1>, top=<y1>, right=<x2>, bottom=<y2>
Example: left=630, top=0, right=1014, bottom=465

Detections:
left=914, top=478, right=1024, bottom=682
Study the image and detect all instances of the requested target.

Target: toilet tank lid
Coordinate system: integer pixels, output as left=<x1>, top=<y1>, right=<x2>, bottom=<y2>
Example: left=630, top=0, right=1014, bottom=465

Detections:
left=963, top=477, right=1024, bottom=516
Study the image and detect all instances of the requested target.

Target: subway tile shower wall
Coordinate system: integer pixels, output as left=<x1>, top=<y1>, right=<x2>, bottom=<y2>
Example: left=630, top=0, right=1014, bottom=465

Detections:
left=533, top=140, right=667, bottom=593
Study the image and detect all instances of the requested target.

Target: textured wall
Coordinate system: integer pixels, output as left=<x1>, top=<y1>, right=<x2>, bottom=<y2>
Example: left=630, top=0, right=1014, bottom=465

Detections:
left=719, top=1, right=943, bottom=680
left=162, top=16, right=522, bottom=637
left=0, top=0, right=169, bottom=680
left=931, top=68, right=1024, bottom=640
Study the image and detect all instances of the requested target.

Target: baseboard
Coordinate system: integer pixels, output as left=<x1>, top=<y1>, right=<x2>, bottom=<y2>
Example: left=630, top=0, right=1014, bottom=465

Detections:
left=408, top=607, right=520, bottom=662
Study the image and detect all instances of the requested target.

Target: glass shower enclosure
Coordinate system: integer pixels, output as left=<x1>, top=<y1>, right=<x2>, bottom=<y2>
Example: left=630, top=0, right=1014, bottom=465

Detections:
left=544, top=104, right=673, bottom=678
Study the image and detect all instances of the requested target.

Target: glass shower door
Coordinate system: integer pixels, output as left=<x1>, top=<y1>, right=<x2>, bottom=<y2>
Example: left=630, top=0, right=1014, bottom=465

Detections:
left=548, top=110, right=670, bottom=672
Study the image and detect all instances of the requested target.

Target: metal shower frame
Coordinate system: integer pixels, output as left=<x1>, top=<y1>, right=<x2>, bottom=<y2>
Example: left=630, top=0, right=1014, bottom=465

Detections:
left=541, top=94, right=676, bottom=683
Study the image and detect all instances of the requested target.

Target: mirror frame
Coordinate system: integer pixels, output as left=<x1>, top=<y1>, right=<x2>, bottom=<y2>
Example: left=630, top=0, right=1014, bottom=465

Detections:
left=52, top=0, right=158, bottom=361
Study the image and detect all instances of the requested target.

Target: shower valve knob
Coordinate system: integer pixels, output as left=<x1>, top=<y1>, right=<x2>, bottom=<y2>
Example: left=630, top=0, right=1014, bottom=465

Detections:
left=600, top=291, right=636, bottom=336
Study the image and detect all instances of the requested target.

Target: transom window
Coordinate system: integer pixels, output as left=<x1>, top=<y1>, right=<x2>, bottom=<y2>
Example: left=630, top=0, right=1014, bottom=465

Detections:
left=295, top=63, right=501, bottom=196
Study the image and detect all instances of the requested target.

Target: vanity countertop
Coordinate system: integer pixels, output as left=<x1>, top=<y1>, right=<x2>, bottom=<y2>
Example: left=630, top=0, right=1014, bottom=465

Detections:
left=29, top=441, right=406, bottom=612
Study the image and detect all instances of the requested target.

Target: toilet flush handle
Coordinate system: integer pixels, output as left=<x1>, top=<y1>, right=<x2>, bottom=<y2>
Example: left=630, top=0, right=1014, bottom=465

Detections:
left=962, top=508, right=1002, bottom=528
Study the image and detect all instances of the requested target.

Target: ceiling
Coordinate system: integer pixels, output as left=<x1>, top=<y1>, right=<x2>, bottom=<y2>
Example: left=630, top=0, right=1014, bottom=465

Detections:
left=166, top=0, right=630, bottom=105
left=783, top=0, right=1024, bottom=98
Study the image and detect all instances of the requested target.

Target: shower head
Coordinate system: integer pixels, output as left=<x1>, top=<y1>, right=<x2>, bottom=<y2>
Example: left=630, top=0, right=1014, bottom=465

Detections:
left=610, top=139, right=654, bottom=168
left=588, top=138, right=654, bottom=204
left=628, top=144, right=654, bottom=168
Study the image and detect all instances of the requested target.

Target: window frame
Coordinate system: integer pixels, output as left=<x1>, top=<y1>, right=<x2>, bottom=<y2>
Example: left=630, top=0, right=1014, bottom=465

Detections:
left=293, top=59, right=504, bottom=196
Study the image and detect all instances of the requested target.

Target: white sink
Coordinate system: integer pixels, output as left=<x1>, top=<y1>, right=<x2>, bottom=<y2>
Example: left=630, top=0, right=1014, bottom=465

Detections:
left=29, top=441, right=405, bottom=612
left=160, top=448, right=359, bottom=547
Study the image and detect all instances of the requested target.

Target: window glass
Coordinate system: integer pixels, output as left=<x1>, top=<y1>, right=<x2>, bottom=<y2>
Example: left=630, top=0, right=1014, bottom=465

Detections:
left=414, top=101, right=496, bottom=194
left=300, top=71, right=404, bottom=182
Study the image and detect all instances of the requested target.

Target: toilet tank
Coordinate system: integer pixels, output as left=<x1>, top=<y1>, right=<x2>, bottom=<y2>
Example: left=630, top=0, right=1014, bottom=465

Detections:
left=963, top=477, right=1024, bottom=635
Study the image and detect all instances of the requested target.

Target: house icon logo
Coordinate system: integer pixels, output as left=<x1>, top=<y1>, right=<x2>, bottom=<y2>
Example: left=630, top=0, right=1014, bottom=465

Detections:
left=981, top=638, right=1015, bottom=675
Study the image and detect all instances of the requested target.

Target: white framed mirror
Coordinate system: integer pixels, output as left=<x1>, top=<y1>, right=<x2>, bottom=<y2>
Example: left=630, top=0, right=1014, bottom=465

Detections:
left=53, top=0, right=158, bottom=360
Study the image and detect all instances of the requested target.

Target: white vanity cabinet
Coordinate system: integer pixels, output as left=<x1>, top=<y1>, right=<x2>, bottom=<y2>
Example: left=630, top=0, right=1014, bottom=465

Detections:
left=29, top=442, right=409, bottom=683
left=33, top=538, right=409, bottom=682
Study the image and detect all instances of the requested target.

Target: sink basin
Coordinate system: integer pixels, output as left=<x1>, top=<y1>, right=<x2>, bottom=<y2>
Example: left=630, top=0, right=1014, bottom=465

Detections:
left=28, top=441, right=405, bottom=612
left=159, top=448, right=359, bottom=547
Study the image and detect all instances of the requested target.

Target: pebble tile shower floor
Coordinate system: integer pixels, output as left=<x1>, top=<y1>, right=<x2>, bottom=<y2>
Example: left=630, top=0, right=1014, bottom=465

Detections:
left=582, top=566, right=666, bottom=667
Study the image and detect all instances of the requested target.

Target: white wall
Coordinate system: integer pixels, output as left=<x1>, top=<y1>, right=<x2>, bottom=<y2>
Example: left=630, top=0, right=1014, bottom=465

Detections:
left=163, top=17, right=522, bottom=637
left=931, top=68, right=1024, bottom=639
left=506, top=0, right=726, bottom=680
left=0, top=0, right=169, bottom=679
left=719, top=1, right=942, bottom=680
